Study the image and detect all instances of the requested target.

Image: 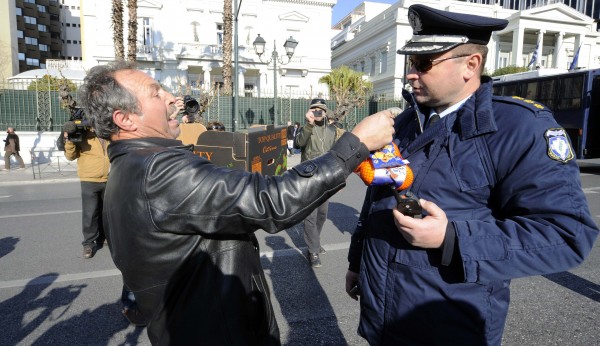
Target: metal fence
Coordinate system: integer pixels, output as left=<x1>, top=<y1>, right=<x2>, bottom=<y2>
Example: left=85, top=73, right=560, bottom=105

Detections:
left=0, top=81, right=407, bottom=133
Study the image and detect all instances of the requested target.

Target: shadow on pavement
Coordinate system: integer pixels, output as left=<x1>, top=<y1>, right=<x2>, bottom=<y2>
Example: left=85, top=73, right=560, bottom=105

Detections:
left=263, top=235, right=348, bottom=345
left=543, top=271, right=600, bottom=303
left=0, top=236, right=19, bottom=259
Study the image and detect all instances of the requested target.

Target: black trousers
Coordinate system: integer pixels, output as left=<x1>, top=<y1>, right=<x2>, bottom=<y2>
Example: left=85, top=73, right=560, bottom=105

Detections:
left=80, top=181, right=106, bottom=246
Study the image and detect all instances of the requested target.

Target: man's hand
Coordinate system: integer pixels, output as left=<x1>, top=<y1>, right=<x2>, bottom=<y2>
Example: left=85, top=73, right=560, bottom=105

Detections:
left=351, top=109, right=395, bottom=151
left=170, top=97, right=184, bottom=120
left=305, top=110, right=316, bottom=125
left=392, top=198, right=448, bottom=248
left=345, top=270, right=360, bottom=301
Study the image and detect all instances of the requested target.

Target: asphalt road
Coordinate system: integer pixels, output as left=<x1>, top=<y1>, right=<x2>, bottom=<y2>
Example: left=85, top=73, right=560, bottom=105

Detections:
left=0, top=157, right=599, bottom=345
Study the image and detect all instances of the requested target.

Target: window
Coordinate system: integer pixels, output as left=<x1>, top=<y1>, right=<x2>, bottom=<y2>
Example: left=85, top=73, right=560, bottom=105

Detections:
left=558, top=75, right=583, bottom=110
left=66, top=23, right=71, bottom=27
left=360, top=61, right=365, bottom=73
left=26, top=58, right=40, bottom=66
left=18, top=53, right=25, bottom=61
left=17, top=30, right=23, bottom=38
left=25, top=37, right=38, bottom=45
left=24, top=16, right=37, bottom=25
left=67, top=40, right=72, bottom=44
left=38, top=24, right=47, bottom=32
left=39, top=44, right=49, bottom=51
left=37, top=5, right=46, bottom=12
left=24, top=0, right=35, bottom=3
left=217, top=23, right=223, bottom=45
left=16, top=7, right=22, bottom=15
left=380, top=51, right=387, bottom=74
left=370, top=56, right=376, bottom=76
left=140, top=17, right=153, bottom=47
left=538, top=79, right=557, bottom=110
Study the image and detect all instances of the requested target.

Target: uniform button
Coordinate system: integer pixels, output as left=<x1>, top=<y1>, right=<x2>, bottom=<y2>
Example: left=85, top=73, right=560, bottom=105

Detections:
left=304, top=164, right=315, bottom=173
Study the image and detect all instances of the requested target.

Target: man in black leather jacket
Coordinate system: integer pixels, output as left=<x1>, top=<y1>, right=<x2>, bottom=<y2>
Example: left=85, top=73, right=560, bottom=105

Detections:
left=78, top=61, right=395, bottom=345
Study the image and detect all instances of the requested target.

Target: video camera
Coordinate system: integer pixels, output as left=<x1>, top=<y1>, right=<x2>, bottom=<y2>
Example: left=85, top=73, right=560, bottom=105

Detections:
left=183, top=95, right=200, bottom=122
left=63, top=108, right=90, bottom=143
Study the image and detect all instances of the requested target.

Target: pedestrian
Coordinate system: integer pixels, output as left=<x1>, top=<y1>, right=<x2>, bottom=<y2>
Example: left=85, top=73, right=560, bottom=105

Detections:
left=345, top=4, right=599, bottom=346
left=3, top=127, right=25, bottom=170
left=294, top=98, right=344, bottom=267
left=63, top=121, right=110, bottom=259
left=78, top=60, right=394, bottom=345
left=286, top=121, right=296, bottom=155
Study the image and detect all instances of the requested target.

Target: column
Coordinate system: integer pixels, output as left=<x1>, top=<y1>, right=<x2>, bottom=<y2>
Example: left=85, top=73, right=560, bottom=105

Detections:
left=553, top=31, right=564, bottom=68
left=203, top=67, right=212, bottom=91
left=535, top=30, right=545, bottom=68
left=238, top=67, right=246, bottom=96
left=511, top=27, right=524, bottom=66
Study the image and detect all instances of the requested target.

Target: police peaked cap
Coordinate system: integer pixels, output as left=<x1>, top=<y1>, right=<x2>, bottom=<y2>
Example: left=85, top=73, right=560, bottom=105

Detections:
left=397, top=4, right=508, bottom=55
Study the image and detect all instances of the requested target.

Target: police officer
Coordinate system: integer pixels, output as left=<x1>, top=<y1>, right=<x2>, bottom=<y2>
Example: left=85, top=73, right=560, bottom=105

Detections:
left=345, top=4, right=599, bottom=345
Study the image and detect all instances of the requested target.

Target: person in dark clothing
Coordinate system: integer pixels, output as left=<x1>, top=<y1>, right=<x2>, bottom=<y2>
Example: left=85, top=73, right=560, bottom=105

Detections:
left=3, top=127, right=25, bottom=170
left=78, top=60, right=395, bottom=345
left=345, top=5, right=599, bottom=346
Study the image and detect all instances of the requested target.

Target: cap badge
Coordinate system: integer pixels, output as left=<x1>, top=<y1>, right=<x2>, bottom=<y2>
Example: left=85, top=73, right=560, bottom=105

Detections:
left=408, top=11, right=422, bottom=33
left=545, top=128, right=574, bottom=163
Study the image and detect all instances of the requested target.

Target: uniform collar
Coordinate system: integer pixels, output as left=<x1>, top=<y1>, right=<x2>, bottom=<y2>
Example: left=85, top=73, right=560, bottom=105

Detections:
left=456, top=76, right=497, bottom=140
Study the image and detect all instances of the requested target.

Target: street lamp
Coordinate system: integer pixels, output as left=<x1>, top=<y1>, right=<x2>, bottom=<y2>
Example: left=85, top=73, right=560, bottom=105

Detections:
left=253, top=34, right=298, bottom=126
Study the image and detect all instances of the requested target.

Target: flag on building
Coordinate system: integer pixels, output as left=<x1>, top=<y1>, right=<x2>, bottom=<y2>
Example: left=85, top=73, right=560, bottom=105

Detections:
left=528, top=40, right=539, bottom=68
left=569, top=44, right=581, bottom=71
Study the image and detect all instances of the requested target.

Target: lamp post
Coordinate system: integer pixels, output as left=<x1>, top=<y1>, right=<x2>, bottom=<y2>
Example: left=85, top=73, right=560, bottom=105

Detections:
left=253, top=34, right=298, bottom=126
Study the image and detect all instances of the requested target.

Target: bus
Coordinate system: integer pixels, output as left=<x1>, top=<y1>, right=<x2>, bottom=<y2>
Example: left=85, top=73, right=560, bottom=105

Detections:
left=492, top=68, right=600, bottom=159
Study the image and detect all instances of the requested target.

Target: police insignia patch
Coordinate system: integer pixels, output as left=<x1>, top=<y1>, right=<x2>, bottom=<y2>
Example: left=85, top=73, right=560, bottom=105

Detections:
left=545, top=128, right=574, bottom=163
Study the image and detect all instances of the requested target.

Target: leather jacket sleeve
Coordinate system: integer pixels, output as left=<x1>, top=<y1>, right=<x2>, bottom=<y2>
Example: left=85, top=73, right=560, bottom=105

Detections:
left=140, top=132, right=368, bottom=236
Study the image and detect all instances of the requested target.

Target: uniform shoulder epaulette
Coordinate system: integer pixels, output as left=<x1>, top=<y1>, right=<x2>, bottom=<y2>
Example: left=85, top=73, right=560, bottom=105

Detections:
left=492, top=95, right=549, bottom=112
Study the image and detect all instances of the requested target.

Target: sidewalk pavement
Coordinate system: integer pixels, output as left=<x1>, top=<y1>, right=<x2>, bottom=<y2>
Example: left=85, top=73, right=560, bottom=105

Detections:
left=0, top=153, right=302, bottom=187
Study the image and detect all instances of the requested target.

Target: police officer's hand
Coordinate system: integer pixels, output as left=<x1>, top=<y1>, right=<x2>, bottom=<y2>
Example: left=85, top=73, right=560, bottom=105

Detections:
left=351, top=109, right=395, bottom=151
left=345, top=270, right=359, bottom=301
left=392, top=198, right=448, bottom=248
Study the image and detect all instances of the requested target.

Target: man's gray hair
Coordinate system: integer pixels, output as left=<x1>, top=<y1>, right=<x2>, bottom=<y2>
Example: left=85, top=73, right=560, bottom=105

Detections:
left=78, top=60, right=140, bottom=140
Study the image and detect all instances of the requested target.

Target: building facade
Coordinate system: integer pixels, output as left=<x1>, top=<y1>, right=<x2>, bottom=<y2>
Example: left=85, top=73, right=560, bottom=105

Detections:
left=331, top=0, right=600, bottom=98
left=59, top=0, right=82, bottom=61
left=80, top=0, right=337, bottom=98
left=0, top=0, right=63, bottom=80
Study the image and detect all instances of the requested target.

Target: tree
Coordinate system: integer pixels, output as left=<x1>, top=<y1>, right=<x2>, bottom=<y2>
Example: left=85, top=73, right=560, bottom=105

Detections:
left=319, top=66, right=373, bottom=123
left=221, top=0, right=233, bottom=95
left=491, top=65, right=530, bottom=77
left=112, top=0, right=124, bottom=59
left=127, top=0, right=137, bottom=62
left=27, top=75, right=77, bottom=92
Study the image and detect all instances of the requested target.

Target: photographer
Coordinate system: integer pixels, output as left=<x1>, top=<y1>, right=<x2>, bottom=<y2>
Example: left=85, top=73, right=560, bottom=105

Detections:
left=63, top=119, right=110, bottom=259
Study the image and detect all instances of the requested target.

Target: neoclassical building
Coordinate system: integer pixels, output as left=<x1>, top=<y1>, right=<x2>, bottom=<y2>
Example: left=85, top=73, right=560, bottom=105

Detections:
left=80, top=0, right=337, bottom=98
left=332, top=0, right=600, bottom=98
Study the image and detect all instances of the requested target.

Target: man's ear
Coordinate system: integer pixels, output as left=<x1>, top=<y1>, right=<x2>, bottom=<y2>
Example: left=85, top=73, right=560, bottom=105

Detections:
left=464, top=53, right=483, bottom=80
left=113, top=110, right=137, bottom=132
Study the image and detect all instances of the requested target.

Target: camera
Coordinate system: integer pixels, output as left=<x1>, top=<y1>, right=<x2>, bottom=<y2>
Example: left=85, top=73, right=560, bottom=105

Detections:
left=183, top=95, right=200, bottom=122
left=63, top=107, right=90, bottom=143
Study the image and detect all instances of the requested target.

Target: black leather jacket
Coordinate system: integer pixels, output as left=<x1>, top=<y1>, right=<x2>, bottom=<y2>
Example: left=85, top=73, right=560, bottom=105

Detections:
left=104, top=134, right=368, bottom=345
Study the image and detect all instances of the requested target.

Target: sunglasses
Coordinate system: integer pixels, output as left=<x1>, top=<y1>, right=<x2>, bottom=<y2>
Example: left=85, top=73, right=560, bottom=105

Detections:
left=408, top=54, right=470, bottom=73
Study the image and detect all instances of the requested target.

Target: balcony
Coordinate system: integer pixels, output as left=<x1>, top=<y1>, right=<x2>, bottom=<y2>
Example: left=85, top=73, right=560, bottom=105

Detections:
left=177, top=43, right=223, bottom=59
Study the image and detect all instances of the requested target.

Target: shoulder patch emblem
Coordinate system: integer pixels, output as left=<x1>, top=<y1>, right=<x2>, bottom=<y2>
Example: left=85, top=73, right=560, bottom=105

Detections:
left=545, top=128, right=574, bottom=163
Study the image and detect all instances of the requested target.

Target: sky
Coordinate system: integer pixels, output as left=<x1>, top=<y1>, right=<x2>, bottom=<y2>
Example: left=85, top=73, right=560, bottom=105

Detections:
left=331, top=0, right=397, bottom=25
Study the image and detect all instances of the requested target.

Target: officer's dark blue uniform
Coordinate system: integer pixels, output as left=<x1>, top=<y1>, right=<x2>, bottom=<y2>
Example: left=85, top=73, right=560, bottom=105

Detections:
left=348, top=5, right=599, bottom=346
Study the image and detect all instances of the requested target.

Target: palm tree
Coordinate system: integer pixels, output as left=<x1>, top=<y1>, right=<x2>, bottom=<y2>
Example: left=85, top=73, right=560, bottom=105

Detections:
left=221, top=0, right=233, bottom=95
left=319, top=66, right=373, bottom=123
left=127, top=0, right=138, bottom=62
left=112, top=0, right=124, bottom=59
